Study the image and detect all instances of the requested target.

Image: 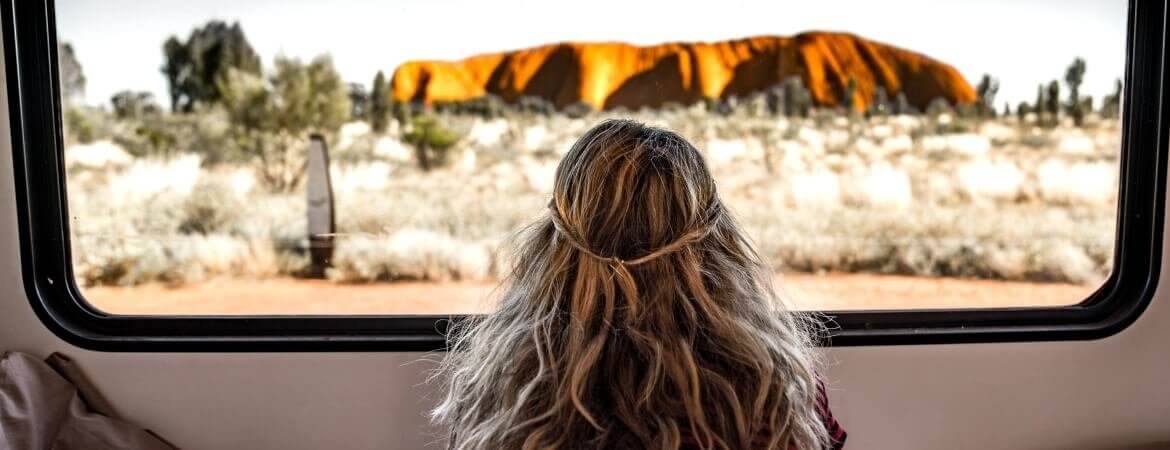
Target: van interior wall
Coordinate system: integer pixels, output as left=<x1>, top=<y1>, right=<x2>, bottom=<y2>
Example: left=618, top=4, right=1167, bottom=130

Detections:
left=1, top=65, right=1169, bottom=450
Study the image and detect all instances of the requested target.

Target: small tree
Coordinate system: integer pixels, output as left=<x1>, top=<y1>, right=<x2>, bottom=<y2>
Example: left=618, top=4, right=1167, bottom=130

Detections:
left=391, top=100, right=416, bottom=125
left=403, top=115, right=461, bottom=171
left=975, top=74, right=999, bottom=118
left=1016, top=102, right=1031, bottom=123
left=1034, top=85, right=1046, bottom=120
left=369, top=71, right=391, bottom=132
left=347, top=83, right=369, bottom=121
left=1079, top=95, right=1094, bottom=121
left=782, top=77, right=812, bottom=117
left=1064, top=57, right=1087, bottom=126
left=58, top=42, right=86, bottom=105
left=1101, top=78, right=1123, bottom=119
left=110, top=90, right=161, bottom=119
left=764, top=84, right=785, bottom=116
left=893, top=92, right=914, bottom=115
left=926, top=98, right=952, bottom=116
left=1045, top=80, right=1061, bottom=125
left=162, top=21, right=262, bottom=113
left=219, top=55, right=350, bottom=191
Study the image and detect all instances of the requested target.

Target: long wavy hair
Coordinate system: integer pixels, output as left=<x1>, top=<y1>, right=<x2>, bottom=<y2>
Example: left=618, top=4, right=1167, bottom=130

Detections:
left=432, top=119, right=827, bottom=449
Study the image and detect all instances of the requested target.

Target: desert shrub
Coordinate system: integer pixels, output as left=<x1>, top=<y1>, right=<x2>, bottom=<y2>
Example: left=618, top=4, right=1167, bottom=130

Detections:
left=67, top=110, right=1122, bottom=286
left=73, top=237, right=190, bottom=286
left=347, top=82, right=369, bottom=121
left=742, top=92, right=770, bottom=117
left=932, top=116, right=974, bottom=134
left=110, top=90, right=162, bottom=119
left=331, top=133, right=380, bottom=163
left=515, top=96, right=556, bottom=115
left=734, top=205, right=1111, bottom=283
left=1100, top=79, right=1122, bottom=119
left=178, top=179, right=243, bottom=234
left=112, top=108, right=234, bottom=162
left=332, top=172, right=545, bottom=240
left=218, top=55, right=350, bottom=192
left=925, top=98, right=953, bottom=117
left=705, top=97, right=735, bottom=116
left=479, top=95, right=510, bottom=118
left=327, top=230, right=492, bottom=282
left=563, top=101, right=595, bottom=119
left=403, top=115, right=463, bottom=170
left=973, top=74, right=1000, bottom=118
left=72, top=234, right=281, bottom=286
left=63, top=106, right=113, bottom=145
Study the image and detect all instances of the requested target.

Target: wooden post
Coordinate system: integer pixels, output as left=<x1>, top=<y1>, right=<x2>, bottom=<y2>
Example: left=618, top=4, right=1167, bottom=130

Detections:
left=306, top=134, right=335, bottom=278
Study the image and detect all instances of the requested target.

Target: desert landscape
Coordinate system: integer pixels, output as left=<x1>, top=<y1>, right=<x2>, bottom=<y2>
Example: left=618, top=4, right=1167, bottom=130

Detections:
left=59, top=26, right=1121, bottom=315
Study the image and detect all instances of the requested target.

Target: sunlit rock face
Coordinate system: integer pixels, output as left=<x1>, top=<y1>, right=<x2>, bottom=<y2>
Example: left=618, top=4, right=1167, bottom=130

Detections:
left=391, top=31, right=976, bottom=111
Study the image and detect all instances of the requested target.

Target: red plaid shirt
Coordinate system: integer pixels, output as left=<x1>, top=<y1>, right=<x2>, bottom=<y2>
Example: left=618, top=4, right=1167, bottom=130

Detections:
left=680, top=378, right=846, bottom=449
left=816, top=378, right=848, bottom=449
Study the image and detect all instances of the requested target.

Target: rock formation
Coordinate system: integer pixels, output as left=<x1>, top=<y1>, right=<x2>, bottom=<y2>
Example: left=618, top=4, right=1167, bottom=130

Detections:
left=391, top=31, right=976, bottom=111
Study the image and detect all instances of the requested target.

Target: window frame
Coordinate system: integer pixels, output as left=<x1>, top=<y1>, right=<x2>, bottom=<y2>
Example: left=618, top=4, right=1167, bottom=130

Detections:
left=2, top=0, right=1166, bottom=352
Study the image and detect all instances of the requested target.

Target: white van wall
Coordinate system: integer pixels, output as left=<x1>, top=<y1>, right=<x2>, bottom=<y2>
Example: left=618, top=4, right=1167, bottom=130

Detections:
left=0, top=41, right=1168, bottom=449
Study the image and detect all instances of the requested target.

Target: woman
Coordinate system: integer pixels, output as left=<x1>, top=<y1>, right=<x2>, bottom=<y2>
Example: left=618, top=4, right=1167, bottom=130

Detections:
left=433, top=119, right=846, bottom=449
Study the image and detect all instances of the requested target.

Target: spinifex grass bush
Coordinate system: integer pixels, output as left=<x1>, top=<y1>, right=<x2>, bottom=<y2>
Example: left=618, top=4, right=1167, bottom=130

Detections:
left=65, top=110, right=1120, bottom=287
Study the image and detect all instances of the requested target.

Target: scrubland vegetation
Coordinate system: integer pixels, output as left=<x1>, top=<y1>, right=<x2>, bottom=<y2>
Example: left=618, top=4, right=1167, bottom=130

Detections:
left=65, top=107, right=1119, bottom=287
left=59, top=21, right=1121, bottom=288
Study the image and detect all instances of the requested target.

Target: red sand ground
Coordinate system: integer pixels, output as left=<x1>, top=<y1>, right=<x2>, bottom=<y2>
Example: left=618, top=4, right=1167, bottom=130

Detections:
left=82, top=273, right=1096, bottom=316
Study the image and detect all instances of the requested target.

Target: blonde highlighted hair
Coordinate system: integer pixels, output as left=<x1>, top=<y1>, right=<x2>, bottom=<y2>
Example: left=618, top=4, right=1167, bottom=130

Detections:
left=433, top=119, right=828, bottom=449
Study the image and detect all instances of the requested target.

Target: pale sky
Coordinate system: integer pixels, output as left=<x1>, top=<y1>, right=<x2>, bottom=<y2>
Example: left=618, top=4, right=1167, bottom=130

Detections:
left=57, top=0, right=1127, bottom=109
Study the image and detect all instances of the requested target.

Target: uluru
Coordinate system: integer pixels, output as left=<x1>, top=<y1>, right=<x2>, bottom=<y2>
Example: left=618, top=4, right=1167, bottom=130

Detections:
left=390, top=31, right=976, bottom=111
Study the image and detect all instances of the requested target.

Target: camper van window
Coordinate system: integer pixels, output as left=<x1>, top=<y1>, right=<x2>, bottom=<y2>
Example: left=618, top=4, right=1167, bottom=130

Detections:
left=3, top=0, right=1163, bottom=349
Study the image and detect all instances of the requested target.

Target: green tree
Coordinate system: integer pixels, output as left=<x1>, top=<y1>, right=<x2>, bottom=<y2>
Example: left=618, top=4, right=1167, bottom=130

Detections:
left=975, top=74, right=999, bottom=117
left=782, top=77, right=812, bottom=117
left=110, top=90, right=161, bottom=119
left=403, top=116, right=461, bottom=171
left=1064, top=57, right=1087, bottom=126
left=58, top=42, right=86, bottom=105
left=1016, top=101, right=1031, bottom=123
left=347, top=83, right=369, bottom=120
left=1045, top=80, right=1061, bottom=124
left=219, top=55, right=350, bottom=191
left=161, top=21, right=262, bottom=113
left=369, top=71, right=391, bottom=132
left=1034, top=84, right=1046, bottom=119
left=1101, top=78, right=1123, bottom=118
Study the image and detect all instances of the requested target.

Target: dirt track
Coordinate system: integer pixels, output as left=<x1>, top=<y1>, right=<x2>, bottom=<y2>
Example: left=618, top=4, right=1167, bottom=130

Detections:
left=82, top=273, right=1096, bottom=316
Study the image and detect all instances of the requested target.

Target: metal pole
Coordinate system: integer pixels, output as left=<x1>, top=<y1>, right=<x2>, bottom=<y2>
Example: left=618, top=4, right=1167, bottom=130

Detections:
left=306, top=134, right=335, bottom=278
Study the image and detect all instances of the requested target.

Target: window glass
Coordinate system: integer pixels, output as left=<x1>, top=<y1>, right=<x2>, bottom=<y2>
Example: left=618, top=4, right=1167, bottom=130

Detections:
left=55, top=0, right=1126, bottom=315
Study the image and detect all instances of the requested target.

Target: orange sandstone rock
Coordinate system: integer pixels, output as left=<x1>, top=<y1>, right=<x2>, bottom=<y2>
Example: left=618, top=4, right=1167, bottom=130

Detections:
left=391, top=32, right=976, bottom=111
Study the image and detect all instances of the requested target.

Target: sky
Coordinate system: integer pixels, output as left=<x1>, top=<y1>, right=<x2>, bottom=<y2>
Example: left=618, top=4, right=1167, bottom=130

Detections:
left=57, top=0, right=1127, bottom=109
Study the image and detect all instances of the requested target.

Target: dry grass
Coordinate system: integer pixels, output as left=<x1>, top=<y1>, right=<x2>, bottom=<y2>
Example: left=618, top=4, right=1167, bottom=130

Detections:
left=65, top=112, right=1120, bottom=287
left=81, top=273, right=1093, bottom=316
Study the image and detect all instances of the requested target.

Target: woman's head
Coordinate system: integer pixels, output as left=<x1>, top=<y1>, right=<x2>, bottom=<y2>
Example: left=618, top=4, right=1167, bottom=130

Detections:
left=434, top=119, right=827, bottom=449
